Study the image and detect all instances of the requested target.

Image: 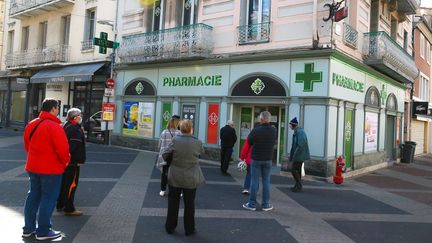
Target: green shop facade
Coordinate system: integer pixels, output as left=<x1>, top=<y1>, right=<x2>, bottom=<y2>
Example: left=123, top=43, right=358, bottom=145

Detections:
left=112, top=54, right=405, bottom=177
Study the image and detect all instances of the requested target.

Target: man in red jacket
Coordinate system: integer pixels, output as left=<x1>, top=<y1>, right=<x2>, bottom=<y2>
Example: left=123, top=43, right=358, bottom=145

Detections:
left=22, top=98, right=70, bottom=241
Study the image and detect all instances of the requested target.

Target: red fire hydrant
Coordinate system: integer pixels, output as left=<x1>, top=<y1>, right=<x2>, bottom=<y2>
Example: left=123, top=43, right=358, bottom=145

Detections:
left=333, top=156, right=345, bottom=184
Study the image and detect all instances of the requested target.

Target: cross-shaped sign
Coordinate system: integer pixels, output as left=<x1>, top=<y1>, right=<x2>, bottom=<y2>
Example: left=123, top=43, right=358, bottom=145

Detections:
left=93, top=32, right=119, bottom=54
left=295, top=63, right=323, bottom=92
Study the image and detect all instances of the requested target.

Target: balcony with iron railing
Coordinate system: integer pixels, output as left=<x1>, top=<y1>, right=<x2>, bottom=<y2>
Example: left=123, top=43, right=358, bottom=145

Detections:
left=81, top=40, right=95, bottom=52
left=9, top=0, right=75, bottom=19
left=362, top=31, right=418, bottom=83
left=5, top=44, right=70, bottom=68
left=237, top=22, right=271, bottom=45
left=343, top=23, right=358, bottom=49
left=117, top=23, right=213, bottom=64
left=396, top=0, right=420, bottom=15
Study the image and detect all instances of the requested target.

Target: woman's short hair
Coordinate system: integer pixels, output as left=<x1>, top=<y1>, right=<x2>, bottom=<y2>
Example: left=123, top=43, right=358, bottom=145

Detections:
left=260, top=111, right=271, bottom=123
left=66, top=108, right=81, bottom=121
left=179, top=119, right=193, bottom=134
left=166, top=116, right=180, bottom=129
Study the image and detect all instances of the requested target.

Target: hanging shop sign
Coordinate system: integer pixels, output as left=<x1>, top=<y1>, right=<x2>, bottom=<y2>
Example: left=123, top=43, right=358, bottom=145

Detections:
left=412, top=101, right=428, bottom=116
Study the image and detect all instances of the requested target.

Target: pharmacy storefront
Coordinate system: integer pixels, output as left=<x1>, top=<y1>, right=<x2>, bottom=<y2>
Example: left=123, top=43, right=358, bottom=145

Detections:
left=113, top=56, right=405, bottom=177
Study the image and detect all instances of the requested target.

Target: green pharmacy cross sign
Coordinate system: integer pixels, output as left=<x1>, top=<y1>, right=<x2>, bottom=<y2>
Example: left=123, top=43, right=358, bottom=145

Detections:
left=93, top=32, right=119, bottom=54
left=295, top=63, right=323, bottom=92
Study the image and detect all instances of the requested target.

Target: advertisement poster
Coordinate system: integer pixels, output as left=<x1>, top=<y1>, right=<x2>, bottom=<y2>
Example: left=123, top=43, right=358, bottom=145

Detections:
left=123, top=102, right=139, bottom=136
left=138, top=102, right=154, bottom=137
left=102, top=103, right=115, bottom=121
left=123, top=102, right=154, bottom=138
left=364, top=112, right=378, bottom=151
left=207, top=104, right=219, bottom=144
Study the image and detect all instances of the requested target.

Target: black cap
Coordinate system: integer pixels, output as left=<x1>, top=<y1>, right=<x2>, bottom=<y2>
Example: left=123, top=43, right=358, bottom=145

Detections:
left=172, top=115, right=180, bottom=119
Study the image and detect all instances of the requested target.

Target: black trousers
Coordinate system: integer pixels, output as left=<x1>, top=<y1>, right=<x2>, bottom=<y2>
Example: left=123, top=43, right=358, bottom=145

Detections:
left=165, top=185, right=196, bottom=234
left=291, top=161, right=303, bottom=188
left=57, top=164, right=80, bottom=212
left=161, top=165, right=168, bottom=191
left=220, top=147, right=233, bottom=173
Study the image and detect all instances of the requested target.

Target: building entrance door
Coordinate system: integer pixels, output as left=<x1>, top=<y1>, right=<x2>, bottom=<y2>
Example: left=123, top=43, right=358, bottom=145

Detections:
left=239, top=105, right=284, bottom=166
left=0, top=91, right=7, bottom=126
left=385, top=115, right=396, bottom=160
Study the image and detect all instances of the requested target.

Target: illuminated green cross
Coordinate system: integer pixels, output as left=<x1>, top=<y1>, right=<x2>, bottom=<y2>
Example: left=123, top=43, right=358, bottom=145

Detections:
left=93, top=32, right=119, bottom=54
left=295, top=63, right=323, bottom=92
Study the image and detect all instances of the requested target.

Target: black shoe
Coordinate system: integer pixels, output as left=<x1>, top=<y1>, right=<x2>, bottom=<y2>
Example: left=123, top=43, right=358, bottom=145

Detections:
left=166, top=228, right=175, bottom=234
left=291, top=187, right=303, bottom=192
left=185, top=230, right=196, bottom=236
left=222, top=172, right=231, bottom=176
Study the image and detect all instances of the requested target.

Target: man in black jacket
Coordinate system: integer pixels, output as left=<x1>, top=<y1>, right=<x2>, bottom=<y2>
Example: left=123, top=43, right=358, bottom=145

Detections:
left=56, top=108, right=86, bottom=216
left=219, top=120, right=237, bottom=176
left=243, top=111, right=277, bottom=212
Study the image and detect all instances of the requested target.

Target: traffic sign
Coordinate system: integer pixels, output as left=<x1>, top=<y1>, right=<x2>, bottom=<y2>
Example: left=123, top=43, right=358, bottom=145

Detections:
left=106, top=78, right=115, bottom=88
left=104, top=88, right=114, bottom=97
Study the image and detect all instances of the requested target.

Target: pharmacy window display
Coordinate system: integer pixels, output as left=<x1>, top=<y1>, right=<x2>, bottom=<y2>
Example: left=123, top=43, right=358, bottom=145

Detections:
left=123, top=102, right=155, bottom=138
left=364, top=86, right=380, bottom=152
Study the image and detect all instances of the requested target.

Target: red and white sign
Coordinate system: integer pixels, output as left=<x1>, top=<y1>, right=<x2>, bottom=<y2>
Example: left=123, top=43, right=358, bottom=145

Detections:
left=207, top=104, right=219, bottom=144
left=102, top=103, right=116, bottom=121
left=106, top=78, right=115, bottom=89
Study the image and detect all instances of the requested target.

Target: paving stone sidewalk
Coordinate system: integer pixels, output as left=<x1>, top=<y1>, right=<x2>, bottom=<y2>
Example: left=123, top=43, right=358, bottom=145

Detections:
left=0, top=132, right=431, bottom=242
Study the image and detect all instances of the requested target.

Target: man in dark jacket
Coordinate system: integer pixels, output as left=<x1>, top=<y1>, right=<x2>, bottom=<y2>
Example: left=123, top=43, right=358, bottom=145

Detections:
left=23, top=98, right=70, bottom=240
left=243, top=111, right=277, bottom=212
left=289, top=117, right=310, bottom=192
left=219, top=120, right=237, bottom=176
left=56, top=108, right=86, bottom=216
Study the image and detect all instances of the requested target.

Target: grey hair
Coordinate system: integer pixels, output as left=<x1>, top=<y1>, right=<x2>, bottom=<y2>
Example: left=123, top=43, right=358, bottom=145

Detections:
left=66, top=108, right=81, bottom=121
left=260, top=111, right=271, bottom=123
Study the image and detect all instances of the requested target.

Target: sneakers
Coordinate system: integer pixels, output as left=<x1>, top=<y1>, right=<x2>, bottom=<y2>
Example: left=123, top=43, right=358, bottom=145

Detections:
left=64, top=210, right=83, bottom=216
left=36, top=230, right=61, bottom=241
left=159, top=190, right=166, bottom=197
left=242, top=203, right=256, bottom=211
left=241, top=189, right=249, bottom=195
left=262, top=204, right=274, bottom=211
left=22, top=231, right=35, bottom=238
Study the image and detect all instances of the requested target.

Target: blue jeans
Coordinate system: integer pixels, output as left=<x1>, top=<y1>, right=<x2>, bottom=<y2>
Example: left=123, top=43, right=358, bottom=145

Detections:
left=23, top=172, right=62, bottom=235
left=248, top=160, right=272, bottom=208
left=243, top=164, right=251, bottom=189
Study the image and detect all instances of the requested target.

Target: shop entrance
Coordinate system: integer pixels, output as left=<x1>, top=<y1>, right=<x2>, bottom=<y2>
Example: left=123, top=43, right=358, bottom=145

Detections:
left=385, top=115, right=396, bottom=160
left=73, top=82, right=105, bottom=142
left=239, top=105, right=285, bottom=166
left=0, top=91, right=7, bottom=126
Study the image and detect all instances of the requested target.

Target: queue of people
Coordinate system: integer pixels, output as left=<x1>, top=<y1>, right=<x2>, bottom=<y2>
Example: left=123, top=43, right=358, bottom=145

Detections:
left=22, top=99, right=309, bottom=239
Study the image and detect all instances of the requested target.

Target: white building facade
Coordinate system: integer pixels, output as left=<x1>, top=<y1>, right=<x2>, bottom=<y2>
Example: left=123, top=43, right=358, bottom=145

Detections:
left=0, top=0, right=117, bottom=136
left=113, top=0, right=418, bottom=177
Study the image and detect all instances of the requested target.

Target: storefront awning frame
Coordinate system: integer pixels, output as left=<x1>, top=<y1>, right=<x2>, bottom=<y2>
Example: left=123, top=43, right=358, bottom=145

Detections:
left=30, top=62, right=105, bottom=83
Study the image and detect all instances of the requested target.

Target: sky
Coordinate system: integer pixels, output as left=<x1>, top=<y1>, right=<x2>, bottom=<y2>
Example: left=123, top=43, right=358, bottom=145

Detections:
left=423, top=0, right=432, bottom=8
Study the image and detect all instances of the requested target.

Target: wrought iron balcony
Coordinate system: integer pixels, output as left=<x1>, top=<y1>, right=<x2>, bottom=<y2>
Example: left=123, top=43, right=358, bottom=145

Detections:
left=362, top=31, right=418, bottom=83
left=237, top=22, right=271, bottom=45
left=343, top=23, right=358, bottom=49
left=117, top=23, right=213, bottom=64
left=81, top=40, right=95, bottom=52
left=5, top=44, right=70, bottom=68
left=10, top=0, right=75, bottom=19
left=396, top=0, right=419, bottom=15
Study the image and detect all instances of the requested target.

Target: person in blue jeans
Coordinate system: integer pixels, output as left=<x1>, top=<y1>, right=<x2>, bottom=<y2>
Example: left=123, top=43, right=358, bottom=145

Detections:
left=242, top=111, right=277, bottom=211
left=22, top=99, right=70, bottom=240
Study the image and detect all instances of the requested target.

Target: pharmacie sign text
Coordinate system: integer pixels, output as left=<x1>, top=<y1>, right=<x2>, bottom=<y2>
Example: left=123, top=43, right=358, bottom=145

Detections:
left=162, top=75, right=222, bottom=87
left=332, top=73, right=364, bottom=93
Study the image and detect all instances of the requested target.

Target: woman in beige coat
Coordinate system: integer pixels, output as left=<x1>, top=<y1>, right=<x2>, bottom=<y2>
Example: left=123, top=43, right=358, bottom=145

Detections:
left=162, top=119, right=205, bottom=236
